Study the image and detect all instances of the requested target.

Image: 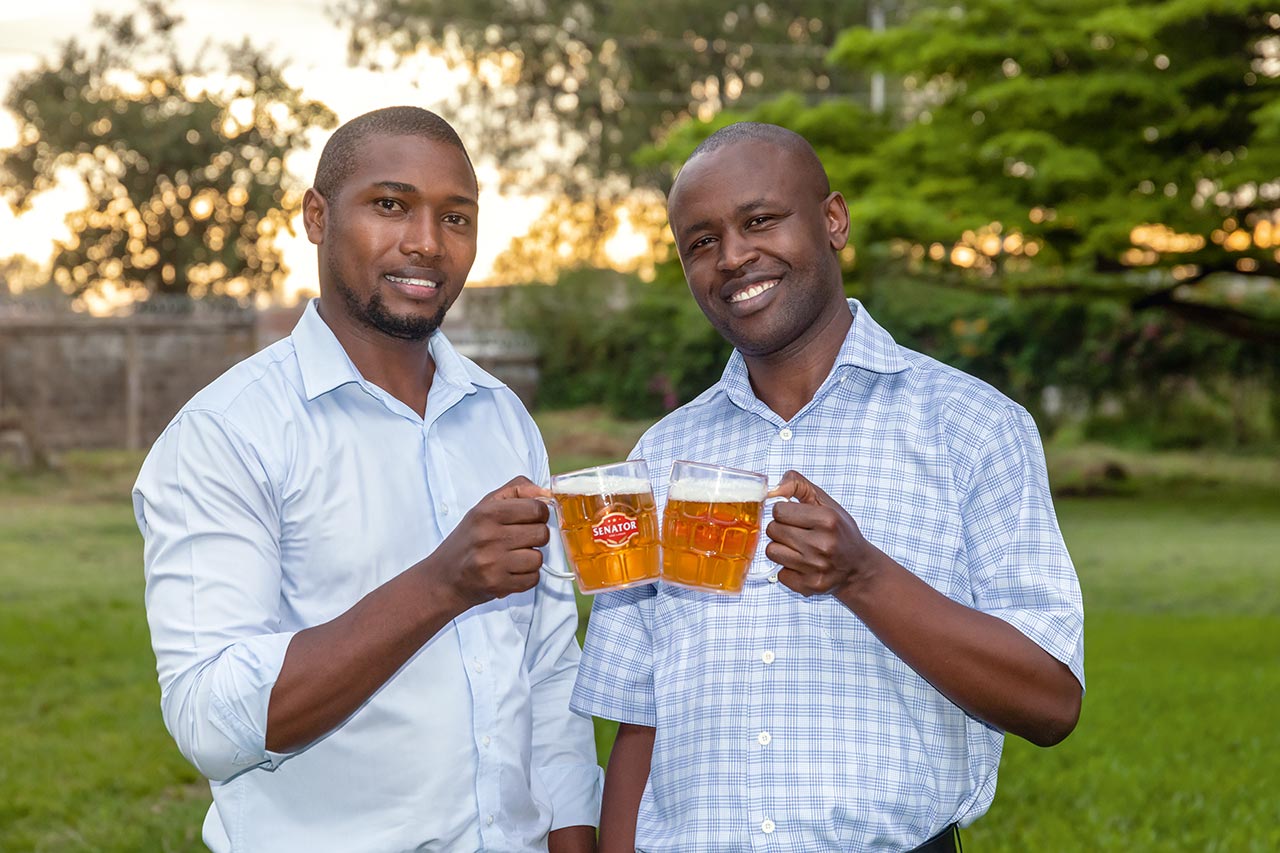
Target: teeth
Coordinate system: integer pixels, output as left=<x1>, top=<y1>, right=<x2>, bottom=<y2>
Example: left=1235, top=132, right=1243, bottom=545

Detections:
left=386, top=274, right=438, bottom=288
left=729, top=279, right=777, bottom=303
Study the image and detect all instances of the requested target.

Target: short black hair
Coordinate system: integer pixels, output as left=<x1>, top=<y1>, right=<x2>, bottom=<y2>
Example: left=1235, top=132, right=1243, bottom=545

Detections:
left=312, top=106, right=474, bottom=199
left=684, top=121, right=830, bottom=196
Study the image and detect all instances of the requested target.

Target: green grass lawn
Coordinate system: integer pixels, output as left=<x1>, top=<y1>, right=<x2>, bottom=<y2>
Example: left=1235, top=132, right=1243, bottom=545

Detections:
left=0, top=428, right=1276, bottom=850
left=966, top=449, right=1280, bottom=851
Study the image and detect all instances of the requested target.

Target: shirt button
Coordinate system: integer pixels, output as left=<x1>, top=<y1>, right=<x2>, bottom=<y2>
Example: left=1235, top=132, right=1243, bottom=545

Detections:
left=487, top=814, right=495, bottom=826
left=441, top=503, right=450, bottom=515
left=761, top=650, right=776, bottom=664
left=473, top=658, right=484, bottom=673
left=761, top=818, right=776, bottom=834
left=482, top=735, right=491, bottom=747
left=757, top=731, right=772, bottom=746
left=779, top=427, right=793, bottom=441
left=767, top=573, right=779, bottom=584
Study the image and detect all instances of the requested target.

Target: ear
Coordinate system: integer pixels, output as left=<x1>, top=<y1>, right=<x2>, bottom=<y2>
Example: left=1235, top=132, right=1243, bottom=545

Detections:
left=302, top=188, right=327, bottom=246
left=823, top=191, right=850, bottom=252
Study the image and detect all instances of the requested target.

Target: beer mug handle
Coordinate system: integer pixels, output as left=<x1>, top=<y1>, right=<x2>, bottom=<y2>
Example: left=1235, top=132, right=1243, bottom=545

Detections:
left=535, top=496, right=577, bottom=579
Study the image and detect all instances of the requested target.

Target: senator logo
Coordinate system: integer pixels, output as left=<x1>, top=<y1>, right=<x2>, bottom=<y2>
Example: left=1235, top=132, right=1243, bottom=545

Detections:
left=591, top=512, right=640, bottom=548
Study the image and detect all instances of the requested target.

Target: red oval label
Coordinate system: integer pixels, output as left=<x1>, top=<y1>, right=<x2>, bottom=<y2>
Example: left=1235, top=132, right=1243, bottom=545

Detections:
left=591, top=511, right=640, bottom=548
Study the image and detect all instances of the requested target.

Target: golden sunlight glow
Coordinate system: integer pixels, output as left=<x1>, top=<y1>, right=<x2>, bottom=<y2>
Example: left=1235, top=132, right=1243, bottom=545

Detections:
left=1129, top=224, right=1207, bottom=253
left=931, top=222, right=1040, bottom=274
left=1223, top=229, right=1252, bottom=252
left=0, top=110, right=19, bottom=149
left=189, top=191, right=217, bottom=221
left=950, top=245, right=977, bottom=268
left=1255, top=219, right=1274, bottom=248
left=603, top=207, right=651, bottom=268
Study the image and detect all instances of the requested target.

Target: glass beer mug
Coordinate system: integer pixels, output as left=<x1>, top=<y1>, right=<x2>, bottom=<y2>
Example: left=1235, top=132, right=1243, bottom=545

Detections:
left=543, top=460, right=662, bottom=595
left=660, top=461, right=768, bottom=594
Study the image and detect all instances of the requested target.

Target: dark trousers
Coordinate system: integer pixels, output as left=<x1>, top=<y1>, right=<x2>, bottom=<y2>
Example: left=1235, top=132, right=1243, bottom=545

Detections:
left=908, top=823, right=960, bottom=853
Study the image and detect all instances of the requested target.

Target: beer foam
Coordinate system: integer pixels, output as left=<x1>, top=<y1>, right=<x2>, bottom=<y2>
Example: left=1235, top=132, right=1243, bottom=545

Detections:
left=668, top=477, right=766, bottom=503
left=553, top=474, right=652, bottom=496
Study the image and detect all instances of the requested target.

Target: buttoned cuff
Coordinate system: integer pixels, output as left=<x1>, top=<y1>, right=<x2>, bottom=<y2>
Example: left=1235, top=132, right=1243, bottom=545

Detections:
left=537, top=761, right=604, bottom=830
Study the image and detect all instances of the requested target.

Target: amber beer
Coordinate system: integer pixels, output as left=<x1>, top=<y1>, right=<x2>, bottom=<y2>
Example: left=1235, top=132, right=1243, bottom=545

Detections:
left=550, top=462, right=661, bottom=594
left=661, top=462, right=768, bottom=594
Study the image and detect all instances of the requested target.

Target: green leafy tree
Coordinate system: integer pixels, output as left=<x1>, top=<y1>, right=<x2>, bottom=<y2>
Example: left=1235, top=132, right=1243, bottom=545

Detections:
left=662, top=0, right=1280, bottom=342
left=343, top=1, right=898, bottom=275
left=345, top=0, right=873, bottom=194
left=0, top=2, right=336, bottom=302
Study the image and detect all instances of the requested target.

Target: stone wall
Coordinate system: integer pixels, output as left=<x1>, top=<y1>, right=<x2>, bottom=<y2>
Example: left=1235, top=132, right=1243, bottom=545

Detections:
left=0, top=308, right=257, bottom=451
left=0, top=287, right=537, bottom=453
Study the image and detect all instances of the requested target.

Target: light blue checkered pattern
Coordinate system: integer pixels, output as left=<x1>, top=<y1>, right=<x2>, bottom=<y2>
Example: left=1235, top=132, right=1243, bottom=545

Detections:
left=571, top=300, right=1084, bottom=852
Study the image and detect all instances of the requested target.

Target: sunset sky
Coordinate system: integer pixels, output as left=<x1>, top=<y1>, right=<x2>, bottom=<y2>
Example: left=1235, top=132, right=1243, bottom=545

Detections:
left=0, top=0, right=563, bottom=299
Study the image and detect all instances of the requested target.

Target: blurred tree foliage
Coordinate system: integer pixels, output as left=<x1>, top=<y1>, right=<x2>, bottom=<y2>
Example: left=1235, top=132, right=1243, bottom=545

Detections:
left=513, top=264, right=1279, bottom=447
left=863, top=278, right=1280, bottom=449
left=0, top=2, right=336, bottom=303
left=343, top=0, right=895, bottom=272
left=506, top=267, right=731, bottom=417
left=490, top=193, right=672, bottom=284
left=0, top=256, right=41, bottom=296
left=657, top=0, right=1280, bottom=343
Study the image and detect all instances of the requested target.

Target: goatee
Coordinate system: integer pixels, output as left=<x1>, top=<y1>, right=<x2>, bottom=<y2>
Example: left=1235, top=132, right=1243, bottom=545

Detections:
left=333, top=270, right=448, bottom=341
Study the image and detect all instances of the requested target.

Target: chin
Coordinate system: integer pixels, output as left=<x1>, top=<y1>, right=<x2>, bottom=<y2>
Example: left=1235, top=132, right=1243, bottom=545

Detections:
left=715, top=320, right=781, bottom=357
left=362, top=288, right=450, bottom=341
left=371, top=309, right=446, bottom=341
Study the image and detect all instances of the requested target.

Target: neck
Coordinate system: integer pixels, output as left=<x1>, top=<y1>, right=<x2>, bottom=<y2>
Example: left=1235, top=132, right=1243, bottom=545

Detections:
left=742, top=300, right=852, bottom=421
left=317, top=298, right=436, bottom=418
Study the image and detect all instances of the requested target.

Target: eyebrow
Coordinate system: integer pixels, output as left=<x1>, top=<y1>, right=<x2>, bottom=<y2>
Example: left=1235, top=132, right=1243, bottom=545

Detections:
left=677, top=198, right=770, bottom=240
left=370, top=181, right=478, bottom=207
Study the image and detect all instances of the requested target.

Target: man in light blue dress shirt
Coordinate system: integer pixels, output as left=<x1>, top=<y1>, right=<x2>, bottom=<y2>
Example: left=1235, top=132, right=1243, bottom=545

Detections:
left=571, top=124, right=1085, bottom=851
left=133, top=107, right=601, bottom=852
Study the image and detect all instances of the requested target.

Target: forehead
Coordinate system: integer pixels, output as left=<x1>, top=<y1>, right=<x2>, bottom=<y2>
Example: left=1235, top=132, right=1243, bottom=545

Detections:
left=341, top=134, right=477, bottom=197
left=668, top=139, right=809, bottom=229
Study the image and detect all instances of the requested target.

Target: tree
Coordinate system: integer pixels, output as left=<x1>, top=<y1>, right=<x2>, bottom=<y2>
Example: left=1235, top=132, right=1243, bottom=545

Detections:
left=663, top=0, right=1280, bottom=342
left=342, top=1, right=890, bottom=274
left=0, top=2, right=336, bottom=303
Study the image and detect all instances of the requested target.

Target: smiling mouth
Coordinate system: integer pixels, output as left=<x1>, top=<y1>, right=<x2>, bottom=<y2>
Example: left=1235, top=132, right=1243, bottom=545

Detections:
left=385, top=274, right=439, bottom=290
left=728, top=279, right=778, bottom=303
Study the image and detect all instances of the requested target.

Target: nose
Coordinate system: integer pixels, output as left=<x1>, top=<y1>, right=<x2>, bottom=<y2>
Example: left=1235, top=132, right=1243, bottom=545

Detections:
left=717, top=229, right=758, bottom=273
left=400, top=213, right=444, bottom=260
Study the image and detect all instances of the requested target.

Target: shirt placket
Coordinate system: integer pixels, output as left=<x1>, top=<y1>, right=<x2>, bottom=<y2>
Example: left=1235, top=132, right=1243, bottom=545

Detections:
left=744, top=582, right=783, bottom=850
left=463, top=620, right=500, bottom=846
left=421, top=387, right=502, bottom=848
left=747, top=416, right=801, bottom=849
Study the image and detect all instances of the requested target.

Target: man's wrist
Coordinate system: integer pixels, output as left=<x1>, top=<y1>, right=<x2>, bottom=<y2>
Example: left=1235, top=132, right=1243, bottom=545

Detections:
left=835, top=543, right=892, bottom=608
left=548, top=824, right=597, bottom=853
left=407, top=556, right=474, bottom=625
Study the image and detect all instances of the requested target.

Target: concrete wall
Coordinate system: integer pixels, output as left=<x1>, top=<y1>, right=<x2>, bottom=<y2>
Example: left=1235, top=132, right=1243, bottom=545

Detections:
left=0, top=288, right=537, bottom=453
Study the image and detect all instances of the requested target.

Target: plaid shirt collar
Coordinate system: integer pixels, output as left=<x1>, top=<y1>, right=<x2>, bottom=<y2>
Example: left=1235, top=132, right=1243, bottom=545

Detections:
left=718, top=298, right=911, bottom=418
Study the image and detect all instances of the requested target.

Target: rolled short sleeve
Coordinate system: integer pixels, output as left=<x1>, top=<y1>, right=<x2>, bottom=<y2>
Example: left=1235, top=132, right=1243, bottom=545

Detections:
left=962, top=407, right=1085, bottom=689
left=571, top=584, right=658, bottom=726
left=133, top=411, right=298, bottom=781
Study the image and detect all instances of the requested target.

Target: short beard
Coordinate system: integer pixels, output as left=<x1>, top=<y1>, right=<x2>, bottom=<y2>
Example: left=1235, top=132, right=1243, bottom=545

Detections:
left=331, top=264, right=448, bottom=342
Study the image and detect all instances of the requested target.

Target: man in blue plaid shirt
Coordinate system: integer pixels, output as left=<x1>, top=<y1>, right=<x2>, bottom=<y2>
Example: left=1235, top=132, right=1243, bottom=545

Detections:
left=570, top=123, right=1085, bottom=852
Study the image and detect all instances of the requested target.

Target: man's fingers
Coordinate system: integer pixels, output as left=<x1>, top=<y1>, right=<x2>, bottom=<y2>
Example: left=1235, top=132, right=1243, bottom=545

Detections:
left=489, top=475, right=552, bottom=502
left=764, top=540, right=807, bottom=570
left=766, top=470, right=834, bottom=507
left=509, top=522, right=551, bottom=550
left=508, top=548, right=545, bottom=575
left=769, top=501, right=830, bottom=530
left=481, top=496, right=551, bottom=525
